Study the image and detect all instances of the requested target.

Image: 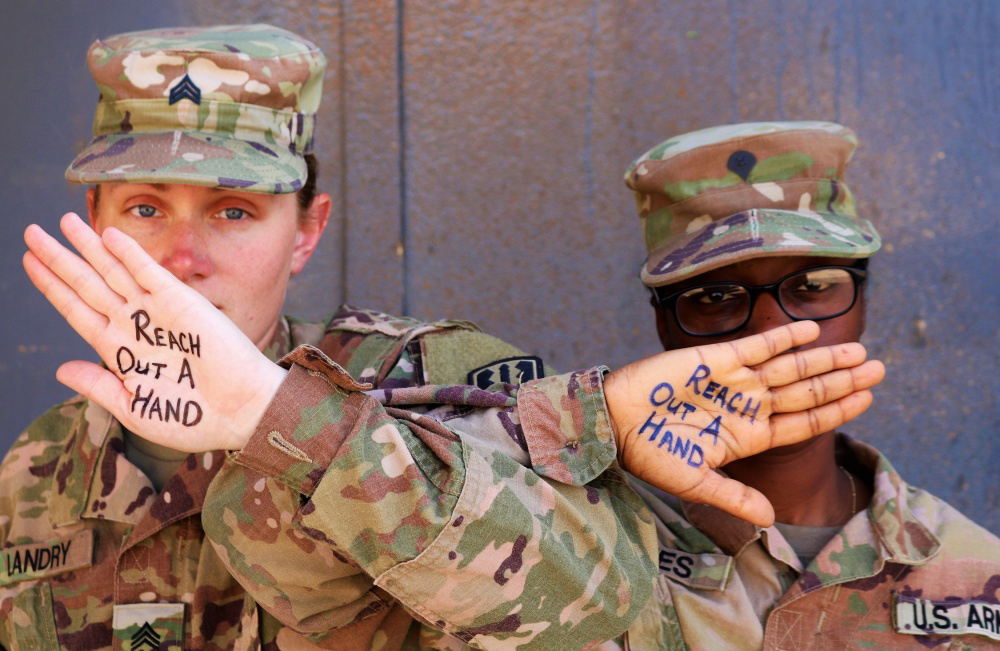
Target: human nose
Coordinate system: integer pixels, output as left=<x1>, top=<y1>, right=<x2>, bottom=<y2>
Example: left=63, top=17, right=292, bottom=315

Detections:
left=741, top=291, right=794, bottom=337
left=158, top=221, right=213, bottom=282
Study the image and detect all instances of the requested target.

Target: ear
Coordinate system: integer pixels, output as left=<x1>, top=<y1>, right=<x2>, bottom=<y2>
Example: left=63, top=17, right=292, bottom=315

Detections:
left=86, top=187, right=101, bottom=232
left=290, top=192, right=331, bottom=274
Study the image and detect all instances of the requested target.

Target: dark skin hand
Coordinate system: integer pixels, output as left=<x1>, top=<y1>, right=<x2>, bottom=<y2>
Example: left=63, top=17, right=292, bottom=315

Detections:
left=654, top=255, right=877, bottom=526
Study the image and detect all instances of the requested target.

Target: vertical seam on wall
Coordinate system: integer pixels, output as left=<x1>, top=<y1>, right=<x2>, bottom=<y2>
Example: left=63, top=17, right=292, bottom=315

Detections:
left=773, top=0, right=787, bottom=120
left=583, top=0, right=598, bottom=224
left=338, top=0, right=349, bottom=306
left=832, top=0, right=843, bottom=121
left=804, top=0, right=816, bottom=107
left=727, top=0, right=740, bottom=123
left=851, top=0, right=864, bottom=105
left=397, top=0, right=411, bottom=316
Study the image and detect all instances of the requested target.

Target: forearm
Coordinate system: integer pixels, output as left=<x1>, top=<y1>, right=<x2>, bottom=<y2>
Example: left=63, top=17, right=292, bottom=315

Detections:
left=203, top=346, right=657, bottom=648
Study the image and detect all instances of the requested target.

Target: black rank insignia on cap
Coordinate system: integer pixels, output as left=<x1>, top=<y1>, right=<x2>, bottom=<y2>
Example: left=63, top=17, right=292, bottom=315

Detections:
left=726, top=150, right=757, bottom=181
left=130, top=622, right=161, bottom=650
left=468, top=356, right=544, bottom=389
left=169, top=74, right=201, bottom=105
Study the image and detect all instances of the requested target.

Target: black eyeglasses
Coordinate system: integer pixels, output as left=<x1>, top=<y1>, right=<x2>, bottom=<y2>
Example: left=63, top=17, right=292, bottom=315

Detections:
left=652, top=264, right=868, bottom=337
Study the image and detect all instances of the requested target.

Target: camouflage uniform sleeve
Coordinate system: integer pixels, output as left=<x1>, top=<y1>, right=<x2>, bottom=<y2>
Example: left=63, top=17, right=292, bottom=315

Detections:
left=203, top=345, right=657, bottom=649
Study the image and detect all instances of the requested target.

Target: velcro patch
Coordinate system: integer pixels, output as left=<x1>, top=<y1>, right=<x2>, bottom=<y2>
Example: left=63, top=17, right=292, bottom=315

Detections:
left=894, top=595, right=1000, bottom=641
left=658, top=547, right=732, bottom=590
left=468, top=356, right=544, bottom=389
left=113, top=603, right=185, bottom=651
left=0, top=530, right=94, bottom=586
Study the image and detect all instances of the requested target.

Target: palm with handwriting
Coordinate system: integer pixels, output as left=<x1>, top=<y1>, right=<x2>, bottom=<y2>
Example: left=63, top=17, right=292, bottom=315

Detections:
left=605, top=323, right=884, bottom=526
left=23, top=213, right=285, bottom=452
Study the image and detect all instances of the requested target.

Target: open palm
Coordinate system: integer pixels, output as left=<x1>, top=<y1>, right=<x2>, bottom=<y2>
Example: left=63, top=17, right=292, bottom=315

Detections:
left=605, top=322, right=884, bottom=526
left=23, top=213, right=285, bottom=452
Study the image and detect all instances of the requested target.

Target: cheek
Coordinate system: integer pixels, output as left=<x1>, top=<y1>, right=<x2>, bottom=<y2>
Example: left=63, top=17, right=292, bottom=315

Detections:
left=240, top=236, right=296, bottom=278
left=224, top=238, right=296, bottom=302
left=815, top=307, right=866, bottom=346
left=93, top=215, right=169, bottom=258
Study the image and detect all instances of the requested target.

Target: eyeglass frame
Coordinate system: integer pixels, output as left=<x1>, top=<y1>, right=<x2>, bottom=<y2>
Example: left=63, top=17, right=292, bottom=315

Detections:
left=650, top=260, right=869, bottom=337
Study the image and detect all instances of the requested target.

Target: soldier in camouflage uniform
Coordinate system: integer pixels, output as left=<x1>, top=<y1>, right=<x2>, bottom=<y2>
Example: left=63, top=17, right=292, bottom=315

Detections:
left=1, top=25, right=885, bottom=651
left=617, top=121, right=1000, bottom=649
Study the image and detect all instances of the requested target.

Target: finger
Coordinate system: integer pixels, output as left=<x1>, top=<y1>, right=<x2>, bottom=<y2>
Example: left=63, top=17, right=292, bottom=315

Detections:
left=757, top=342, right=867, bottom=387
left=23, top=250, right=111, bottom=344
left=102, top=226, right=178, bottom=294
left=24, top=221, right=126, bottom=317
left=768, top=389, right=874, bottom=448
left=60, top=362, right=205, bottom=454
left=56, top=360, right=133, bottom=421
left=770, top=360, right=885, bottom=412
left=726, top=321, right=820, bottom=368
left=684, top=472, right=776, bottom=527
left=60, top=213, right=144, bottom=302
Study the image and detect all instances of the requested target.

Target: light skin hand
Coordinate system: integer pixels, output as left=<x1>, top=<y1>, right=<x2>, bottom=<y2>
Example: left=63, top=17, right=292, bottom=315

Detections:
left=604, top=321, right=885, bottom=527
left=23, top=213, right=285, bottom=452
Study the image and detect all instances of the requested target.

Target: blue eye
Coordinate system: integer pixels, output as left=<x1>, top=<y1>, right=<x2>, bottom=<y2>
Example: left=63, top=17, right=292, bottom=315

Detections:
left=135, top=205, right=157, bottom=218
left=223, top=207, right=246, bottom=220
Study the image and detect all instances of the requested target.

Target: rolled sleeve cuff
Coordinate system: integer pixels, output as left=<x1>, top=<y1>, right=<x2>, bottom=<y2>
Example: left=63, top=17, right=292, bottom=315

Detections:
left=516, top=366, right=617, bottom=485
left=231, top=345, right=373, bottom=497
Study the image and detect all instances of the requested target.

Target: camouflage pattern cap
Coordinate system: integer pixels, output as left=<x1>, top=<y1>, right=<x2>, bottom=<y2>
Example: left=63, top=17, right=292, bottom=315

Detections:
left=66, top=24, right=325, bottom=194
left=625, top=121, right=881, bottom=286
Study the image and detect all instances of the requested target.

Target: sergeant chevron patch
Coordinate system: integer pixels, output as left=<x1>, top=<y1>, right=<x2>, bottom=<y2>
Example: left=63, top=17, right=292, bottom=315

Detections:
left=168, top=74, right=201, bottom=105
left=113, top=603, right=185, bottom=651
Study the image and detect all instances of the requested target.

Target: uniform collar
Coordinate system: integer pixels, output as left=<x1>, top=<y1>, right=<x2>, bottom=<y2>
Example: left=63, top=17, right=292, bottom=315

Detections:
left=49, top=397, right=115, bottom=527
left=846, top=435, right=941, bottom=564
left=262, top=315, right=293, bottom=362
left=262, top=314, right=333, bottom=362
left=48, top=399, right=223, bottom=535
left=680, top=434, right=941, bottom=569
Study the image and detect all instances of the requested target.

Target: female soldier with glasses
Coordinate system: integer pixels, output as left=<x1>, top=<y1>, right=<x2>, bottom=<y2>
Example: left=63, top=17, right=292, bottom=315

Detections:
left=623, top=121, right=1000, bottom=650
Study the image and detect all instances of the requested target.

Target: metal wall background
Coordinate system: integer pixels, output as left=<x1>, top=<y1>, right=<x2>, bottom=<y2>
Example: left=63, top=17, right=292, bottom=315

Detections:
left=2, top=1, right=997, bottom=534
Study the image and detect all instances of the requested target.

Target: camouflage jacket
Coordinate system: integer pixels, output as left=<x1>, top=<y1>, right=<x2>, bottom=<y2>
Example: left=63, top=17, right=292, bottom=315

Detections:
left=619, top=435, right=1000, bottom=650
left=0, top=306, right=656, bottom=650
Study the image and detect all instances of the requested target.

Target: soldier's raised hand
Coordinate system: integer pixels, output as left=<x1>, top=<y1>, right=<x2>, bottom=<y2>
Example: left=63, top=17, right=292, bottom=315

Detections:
left=604, top=323, right=884, bottom=527
left=23, top=213, right=285, bottom=452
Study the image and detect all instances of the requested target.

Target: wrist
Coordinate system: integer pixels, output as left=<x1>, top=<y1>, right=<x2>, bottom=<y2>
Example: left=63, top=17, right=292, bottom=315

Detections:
left=602, top=367, right=630, bottom=469
left=229, top=363, right=288, bottom=451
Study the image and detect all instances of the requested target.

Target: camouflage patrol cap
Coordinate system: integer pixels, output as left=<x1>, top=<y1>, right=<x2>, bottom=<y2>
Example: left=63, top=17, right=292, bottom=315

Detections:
left=66, top=24, right=325, bottom=194
left=625, top=121, right=881, bottom=287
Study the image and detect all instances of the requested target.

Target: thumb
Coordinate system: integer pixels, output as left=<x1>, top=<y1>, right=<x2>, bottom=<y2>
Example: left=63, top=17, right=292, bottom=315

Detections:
left=56, top=360, right=132, bottom=422
left=684, top=471, right=776, bottom=527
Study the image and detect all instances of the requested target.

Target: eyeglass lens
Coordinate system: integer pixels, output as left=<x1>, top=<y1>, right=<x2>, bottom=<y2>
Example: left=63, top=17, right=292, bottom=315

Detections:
left=675, top=268, right=858, bottom=335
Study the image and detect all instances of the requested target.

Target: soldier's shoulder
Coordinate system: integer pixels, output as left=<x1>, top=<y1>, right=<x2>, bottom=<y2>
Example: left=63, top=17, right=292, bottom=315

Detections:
left=907, top=484, right=1000, bottom=559
left=419, top=328, right=548, bottom=387
left=1, top=396, right=86, bottom=543
left=325, top=305, right=460, bottom=338
left=2, top=395, right=86, bottom=469
left=322, top=304, right=549, bottom=387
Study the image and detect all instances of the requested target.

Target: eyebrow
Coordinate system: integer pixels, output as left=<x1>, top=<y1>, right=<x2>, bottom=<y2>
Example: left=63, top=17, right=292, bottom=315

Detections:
left=130, top=183, right=225, bottom=193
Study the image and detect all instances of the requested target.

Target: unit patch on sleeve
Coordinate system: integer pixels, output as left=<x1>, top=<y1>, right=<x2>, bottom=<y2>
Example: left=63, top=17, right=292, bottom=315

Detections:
left=468, top=356, right=544, bottom=389
left=894, top=594, right=1000, bottom=641
left=0, top=530, right=94, bottom=586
